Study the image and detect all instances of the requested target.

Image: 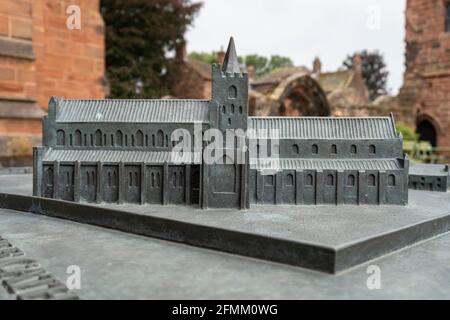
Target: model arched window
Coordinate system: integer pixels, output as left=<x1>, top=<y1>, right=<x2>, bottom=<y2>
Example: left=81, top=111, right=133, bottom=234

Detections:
left=222, top=105, right=226, bottom=113
left=312, top=144, right=318, bottom=154
left=94, top=130, right=102, bottom=146
left=306, top=174, right=313, bottom=186
left=231, top=104, right=235, bottom=114
left=331, top=144, right=337, bottom=154
left=293, top=144, right=299, bottom=154
left=326, top=174, right=334, bottom=186
left=156, top=130, right=164, bottom=147
left=388, top=174, right=396, bottom=186
left=286, top=174, right=294, bottom=186
left=368, top=174, right=376, bottom=186
left=347, top=174, right=355, bottom=186
left=56, top=130, right=65, bottom=146
left=350, top=144, right=357, bottom=154
left=45, top=167, right=53, bottom=185
left=116, top=130, right=123, bottom=146
left=239, top=106, right=243, bottom=114
left=369, top=145, right=376, bottom=155
left=74, top=130, right=82, bottom=146
left=228, top=85, right=237, bottom=99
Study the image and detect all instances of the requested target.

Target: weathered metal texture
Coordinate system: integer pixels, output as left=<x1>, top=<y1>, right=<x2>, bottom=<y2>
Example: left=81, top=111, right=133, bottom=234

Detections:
left=251, top=158, right=401, bottom=170
left=0, top=192, right=449, bottom=274
left=409, top=164, right=450, bottom=192
left=248, top=116, right=397, bottom=139
left=0, top=236, right=78, bottom=300
left=33, top=37, right=409, bottom=209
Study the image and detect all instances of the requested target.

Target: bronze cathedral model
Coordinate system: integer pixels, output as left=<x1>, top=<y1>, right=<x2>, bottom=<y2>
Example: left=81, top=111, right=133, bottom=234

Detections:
left=33, top=38, right=409, bottom=209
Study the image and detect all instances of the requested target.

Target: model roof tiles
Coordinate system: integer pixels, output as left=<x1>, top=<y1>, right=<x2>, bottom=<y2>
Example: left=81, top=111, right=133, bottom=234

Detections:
left=56, top=99, right=210, bottom=123
left=251, top=158, right=401, bottom=171
left=43, top=149, right=202, bottom=164
left=248, top=117, right=397, bottom=140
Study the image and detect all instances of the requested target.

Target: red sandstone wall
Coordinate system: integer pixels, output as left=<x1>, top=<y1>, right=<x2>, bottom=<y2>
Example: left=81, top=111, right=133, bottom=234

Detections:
left=0, top=0, right=106, bottom=165
left=399, top=0, right=450, bottom=149
left=33, top=0, right=106, bottom=109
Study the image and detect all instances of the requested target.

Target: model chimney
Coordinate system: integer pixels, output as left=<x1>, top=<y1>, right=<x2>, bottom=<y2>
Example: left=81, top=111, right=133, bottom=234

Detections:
left=313, top=57, right=322, bottom=74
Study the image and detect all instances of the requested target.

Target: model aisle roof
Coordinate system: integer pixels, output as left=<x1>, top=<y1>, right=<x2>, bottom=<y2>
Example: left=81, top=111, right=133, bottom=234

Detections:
left=43, top=149, right=202, bottom=164
left=54, top=99, right=210, bottom=123
left=248, top=116, right=398, bottom=139
left=251, top=158, right=401, bottom=171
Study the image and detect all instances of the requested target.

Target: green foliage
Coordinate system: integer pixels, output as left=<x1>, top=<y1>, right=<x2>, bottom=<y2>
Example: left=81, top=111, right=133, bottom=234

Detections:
left=343, top=50, right=389, bottom=101
left=244, top=54, right=294, bottom=78
left=101, top=0, right=202, bottom=98
left=396, top=122, right=419, bottom=142
left=188, top=51, right=294, bottom=78
left=188, top=52, right=216, bottom=65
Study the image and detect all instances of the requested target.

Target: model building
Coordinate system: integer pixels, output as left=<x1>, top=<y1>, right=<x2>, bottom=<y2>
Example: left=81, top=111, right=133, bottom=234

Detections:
left=33, top=38, right=409, bottom=209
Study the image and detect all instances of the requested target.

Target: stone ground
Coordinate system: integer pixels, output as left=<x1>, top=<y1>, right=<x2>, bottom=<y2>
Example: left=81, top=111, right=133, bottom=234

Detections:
left=0, top=207, right=449, bottom=299
left=0, top=174, right=449, bottom=299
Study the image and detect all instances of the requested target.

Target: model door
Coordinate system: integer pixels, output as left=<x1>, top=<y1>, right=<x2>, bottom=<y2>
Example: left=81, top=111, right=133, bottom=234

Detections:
left=125, top=165, right=141, bottom=203
left=102, top=165, right=119, bottom=203
left=147, top=166, right=163, bottom=204
left=168, top=166, right=185, bottom=204
left=80, top=165, right=97, bottom=202
left=58, top=165, right=74, bottom=201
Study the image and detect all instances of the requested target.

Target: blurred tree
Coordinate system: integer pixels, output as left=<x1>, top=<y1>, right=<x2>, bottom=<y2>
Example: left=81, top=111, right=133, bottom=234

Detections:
left=343, top=50, right=389, bottom=101
left=101, top=0, right=202, bottom=98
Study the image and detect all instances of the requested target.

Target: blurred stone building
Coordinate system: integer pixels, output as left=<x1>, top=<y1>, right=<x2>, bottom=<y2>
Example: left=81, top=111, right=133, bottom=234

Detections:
left=0, top=0, right=106, bottom=166
left=396, top=0, right=450, bottom=150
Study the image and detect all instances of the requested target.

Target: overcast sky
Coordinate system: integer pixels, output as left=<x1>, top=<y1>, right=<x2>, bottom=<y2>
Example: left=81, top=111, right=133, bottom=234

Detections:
left=186, top=0, right=406, bottom=94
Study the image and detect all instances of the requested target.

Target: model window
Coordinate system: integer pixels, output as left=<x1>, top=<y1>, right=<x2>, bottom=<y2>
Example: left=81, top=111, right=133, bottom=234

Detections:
left=129, top=172, right=132, bottom=187
left=286, top=174, right=294, bottom=186
left=136, top=130, right=144, bottom=147
left=306, top=174, right=313, bottom=186
left=350, top=144, right=357, bottom=154
left=265, top=175, right=274, bottom=186
left=222, top=105, right=226, bottom=113
left=369, top=145, right=376, bottom=155
left=74, top=130, right=82, bottom=146
left=388, top=174, right=396, bottom=187
left=228, top=85, right=237, bottom=99
left=293, top=144, right=299, bottom=154
left=156, top=130, right=164, bottom=147
left=231, top=104, right=235, bottom=114
left=56, top=130, right=65, bottom=146
left=45, top=167, right=53, bottom=185
left=228, top=118, right=232, bottom=125
left=331, top=144, right=337, bottom=154
left=368, top=174, right=376, bottom=186
left=326, top=174, right=334, bottom=186
left=173, top=172, right=177, bottom=187
left=239, top=106, right=243, bottom=114
left=312, top=144, right=318, bottom=154
left=446, top=3, right=450, bottom=32
left=115, top=131, right=123, bottom=146
left=95, top=130, right=102, bottom=146
left=347, top=174, right=355, bottom=186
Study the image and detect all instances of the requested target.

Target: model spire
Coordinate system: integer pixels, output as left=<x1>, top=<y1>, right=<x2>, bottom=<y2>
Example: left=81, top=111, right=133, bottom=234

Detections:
left=222, top=37, right=241, bottom=74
